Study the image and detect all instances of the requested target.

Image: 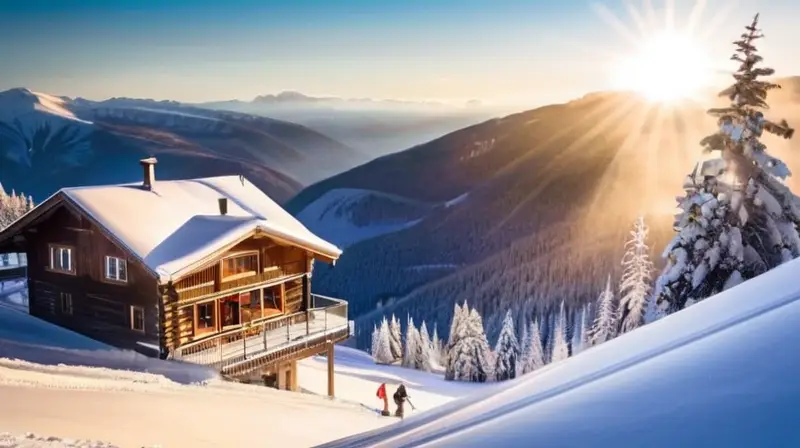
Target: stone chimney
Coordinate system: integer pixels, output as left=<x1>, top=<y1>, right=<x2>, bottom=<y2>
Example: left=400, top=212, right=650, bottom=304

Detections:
left=139, top=157, right=157, bottom=190
left=218, top=197, right=228, bottom=215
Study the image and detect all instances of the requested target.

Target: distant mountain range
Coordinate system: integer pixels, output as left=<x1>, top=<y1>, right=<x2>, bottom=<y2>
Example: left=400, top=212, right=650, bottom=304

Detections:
left=0, top=88, right=365, bottom=202
left=197, top=91, right=501, bottom=158
left=288, top=80, right=800, bottom=347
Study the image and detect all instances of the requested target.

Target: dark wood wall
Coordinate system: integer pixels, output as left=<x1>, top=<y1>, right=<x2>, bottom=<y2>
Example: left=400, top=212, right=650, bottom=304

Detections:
left=25, top=204, right=161, bottom=356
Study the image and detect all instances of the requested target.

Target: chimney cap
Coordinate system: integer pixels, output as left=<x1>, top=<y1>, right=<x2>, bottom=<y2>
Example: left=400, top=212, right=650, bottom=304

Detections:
left=140, top=157, right=158, bottom=166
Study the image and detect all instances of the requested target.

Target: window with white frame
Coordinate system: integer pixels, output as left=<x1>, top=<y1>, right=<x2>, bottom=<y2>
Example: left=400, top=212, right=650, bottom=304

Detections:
left=49, top=245, right=74, bottom=273
left=105, top=256, right=127, bottom=282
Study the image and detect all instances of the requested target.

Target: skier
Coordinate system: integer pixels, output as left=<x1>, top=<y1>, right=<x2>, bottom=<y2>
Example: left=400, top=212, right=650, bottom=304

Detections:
left=376, top=383, right=390, bottom=416
left=393, top=383, right=411, bottom=418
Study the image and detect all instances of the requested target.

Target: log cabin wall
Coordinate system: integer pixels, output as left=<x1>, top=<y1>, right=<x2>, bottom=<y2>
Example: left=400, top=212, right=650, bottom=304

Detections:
left=163, top=234, right=314, bottom=350
left=25, top=205, right=161, bottom=356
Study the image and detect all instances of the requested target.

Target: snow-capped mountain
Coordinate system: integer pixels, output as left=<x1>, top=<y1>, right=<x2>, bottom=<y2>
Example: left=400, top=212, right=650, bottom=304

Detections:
left=0, top=88, right=362, bottom=202
left=289, top=88, right=800, bottom=347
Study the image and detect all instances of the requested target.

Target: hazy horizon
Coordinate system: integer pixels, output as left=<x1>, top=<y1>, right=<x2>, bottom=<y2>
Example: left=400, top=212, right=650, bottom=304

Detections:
left=1, top=0, right=798, bottom=106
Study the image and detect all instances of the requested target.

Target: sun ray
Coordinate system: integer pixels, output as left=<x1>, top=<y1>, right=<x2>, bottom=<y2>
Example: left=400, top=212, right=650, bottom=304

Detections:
left=641, top=0, right=659, bottom=30
left=696, top=0, right=738, bottom=41
left=591, top=2, right=641, bottom=46
left=623, top=0, right=650, bottom=37
left=664, top=0, right=675, bottom=30
left=685, top=0, right=708, bottom=35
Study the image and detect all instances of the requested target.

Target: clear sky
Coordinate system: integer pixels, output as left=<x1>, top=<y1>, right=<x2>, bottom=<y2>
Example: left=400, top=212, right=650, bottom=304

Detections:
left=1, top=0, right=798, bottom=106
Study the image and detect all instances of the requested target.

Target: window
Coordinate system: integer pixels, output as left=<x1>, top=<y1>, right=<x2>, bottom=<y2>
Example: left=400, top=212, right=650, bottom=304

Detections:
left=196, top=301, right=216, bottom=333
left=104, top=256, right=128, bottom=282
left=0, top=254, right=7, bottom=266
left=221, top=296, right=240, bottom=327
left=48, top=245, right=74, bottom=273
left=240, top=290, right=262, bottom=323
left=221, top=253, right=258, bottom=279
left=19, top=253, right=27, bottom=266
left=60, top=293, right=73, bottom=315
left=263, top=285, right=283, bottom=313
left=130, top=306, right=145, bottom=332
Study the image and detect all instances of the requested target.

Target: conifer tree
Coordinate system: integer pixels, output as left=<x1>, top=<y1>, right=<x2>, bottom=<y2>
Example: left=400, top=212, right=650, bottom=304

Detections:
left=619, top=217, right=655, bottom=333
left=417, top=321, right=433, bottom=371
left=403, top=316, right=419, bottom=368
left=571, top=305, right=586, bottom=355
left=448, top=306, right=493, bottom=382
left=517, top=321, right=530, bottom=374
left=373, top=318, right=394, bottom=364
left=521, top=319, right=545, bottom=374
left=494, top=310, right=520, bottom=381
left=550, top=301, right=570, bottom=363
left=445, top=301, right=468, bottom=380
left=371, top=323, right=380, bottom=357
left=590, top=275, right=618, bottom=346
left=655, top=14, right=796, bottom=316
left=389, top=314, right=403, bottom=361
left=431, top=325, right=443, bottom=366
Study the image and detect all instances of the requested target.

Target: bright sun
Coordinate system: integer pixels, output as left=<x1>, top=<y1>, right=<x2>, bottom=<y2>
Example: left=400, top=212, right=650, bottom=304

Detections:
left=613, top=31, right=712, bottom=102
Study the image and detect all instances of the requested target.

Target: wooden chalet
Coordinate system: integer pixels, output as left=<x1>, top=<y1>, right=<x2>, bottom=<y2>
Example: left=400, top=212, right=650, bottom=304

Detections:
left=0, top=158, right=351, bottom=394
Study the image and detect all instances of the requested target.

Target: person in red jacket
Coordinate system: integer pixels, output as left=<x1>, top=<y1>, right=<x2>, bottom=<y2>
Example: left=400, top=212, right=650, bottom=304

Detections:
left=376, top=383, right=390, bottom=416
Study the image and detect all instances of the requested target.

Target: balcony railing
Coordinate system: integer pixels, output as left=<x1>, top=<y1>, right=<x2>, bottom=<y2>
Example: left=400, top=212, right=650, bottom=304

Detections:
left=175, top=261, right=305, bottom=304
left=171, top=294, right=349, bottom=372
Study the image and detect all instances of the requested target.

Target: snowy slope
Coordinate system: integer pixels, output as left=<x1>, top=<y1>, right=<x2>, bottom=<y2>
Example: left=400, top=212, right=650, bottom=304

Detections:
left=295, top=188, right=431, bottom=247
left=320, top=257, right=800, bottom=447
left=0, top=289, right=476, bottom=447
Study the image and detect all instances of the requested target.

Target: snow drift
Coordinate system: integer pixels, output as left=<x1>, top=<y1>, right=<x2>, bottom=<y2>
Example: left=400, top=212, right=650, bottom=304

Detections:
left=320, top=256, right=800, bottom=447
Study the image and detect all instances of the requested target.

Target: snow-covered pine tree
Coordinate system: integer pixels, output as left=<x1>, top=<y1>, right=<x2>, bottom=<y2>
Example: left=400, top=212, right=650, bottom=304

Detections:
left=517, top=321, right=530, bottom=374
left=570, top=305, right=586, bottom=355
left=494, top=310, right=520, bottom=381
left=373, top=318, right=394, bottom=364
left=431, top=325, right=442, bottom=366
left=590, top=275, right=618, bottom=346
left=655, top=14, right=796, bottom=316
left=550, top=301, right=570, bottom=363
left=402, top=316, right=419, bottom=368
left=417, top=321, right=433, bottom=371
left=619, top=217, right=655, bottom=333
left=445, top=301, right=468, bottom=380
left=371, top=323, right=380, bottom=357
left=389, top=314, right=403, bottom=361
left=580, top=301, right=592, bottom=348
left=521, top=319, right=545, bottom=374
left=448, top=306, right=493, bottom=382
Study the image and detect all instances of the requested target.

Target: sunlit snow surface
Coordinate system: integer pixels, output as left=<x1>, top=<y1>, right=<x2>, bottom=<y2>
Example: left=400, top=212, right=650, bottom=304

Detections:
left=0, top=284, right=475, bottom=447
left=321, top=257, right=800, bottom=447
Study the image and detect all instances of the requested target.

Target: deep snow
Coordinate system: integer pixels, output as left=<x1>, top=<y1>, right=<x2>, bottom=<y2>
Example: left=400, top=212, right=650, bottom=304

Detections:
left=320, top=256, right=800, bottom=447
left=0, top=287, right=475, bottom=447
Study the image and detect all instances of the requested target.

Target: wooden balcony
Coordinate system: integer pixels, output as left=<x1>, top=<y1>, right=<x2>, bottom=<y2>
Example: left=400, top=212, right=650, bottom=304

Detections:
left=174, top=261, right=305, bottom=304
left=171, top=294, right=351, bottom=376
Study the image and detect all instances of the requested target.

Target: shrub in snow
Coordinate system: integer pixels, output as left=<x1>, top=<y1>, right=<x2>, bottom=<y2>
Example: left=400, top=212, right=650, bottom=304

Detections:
left=619, top=217, right=655, bottom=333
left=590, top=275, right=618, bottom=346
left=494, top=310, right=520, bottom=381
left=550, top=301, right=570, bottom=363
left=655, top=14, right=798, bottom=316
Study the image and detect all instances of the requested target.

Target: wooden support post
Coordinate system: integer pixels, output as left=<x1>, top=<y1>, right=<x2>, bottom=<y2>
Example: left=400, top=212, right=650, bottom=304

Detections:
left=303, top=273, right=311, bottom=335
left=327, top=340, right=335, bottom=398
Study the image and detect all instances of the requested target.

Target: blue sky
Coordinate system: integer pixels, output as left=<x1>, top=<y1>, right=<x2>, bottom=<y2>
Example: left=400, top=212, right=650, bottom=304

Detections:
left=1, top=0, right=797, bottom=105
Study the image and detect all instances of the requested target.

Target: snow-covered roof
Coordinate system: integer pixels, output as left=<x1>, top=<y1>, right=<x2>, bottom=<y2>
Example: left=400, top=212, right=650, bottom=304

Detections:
left=60, top=176, right=341, bottom=282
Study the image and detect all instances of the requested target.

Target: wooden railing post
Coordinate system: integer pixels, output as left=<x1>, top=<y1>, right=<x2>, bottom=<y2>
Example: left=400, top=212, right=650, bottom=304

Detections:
left=327, top=340, right=335, bottom=398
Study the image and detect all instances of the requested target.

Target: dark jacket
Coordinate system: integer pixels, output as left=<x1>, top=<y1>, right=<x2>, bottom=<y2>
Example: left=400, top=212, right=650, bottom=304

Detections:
left=393, top=384, right=408, bottom=403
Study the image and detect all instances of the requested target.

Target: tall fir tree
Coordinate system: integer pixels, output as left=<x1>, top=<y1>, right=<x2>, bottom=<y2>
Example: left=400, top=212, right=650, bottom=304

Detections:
left=619, top=216, right=655, bottom=333
left=517, top=321, right=530, bottom=374
left=590, top=275, right=618, bottom=346
left=521, top=319, right=546, bottom=374
left=494, top=310, right=520, bottom=381
left=550, top=301, right=570, bottom=363
left=580, top=301, right=592, bottom=349
left=371, top=323, right=380, bottom=356
left=570, top=305, right=586, bottom=355
left=403, top=316, right=419, bottom=368
left=373, top=318, right=394, bottom=364
left=445, top=301, right=468, bottom=380
left=389, top=314, right=403, bottom=361
left=431, top=325, right=443, bottom=366
left=448, top=306, right=493, bottom=382
left=655, top=14, right=796, bottom=316
left=417, top=321, right=434, bottom=371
